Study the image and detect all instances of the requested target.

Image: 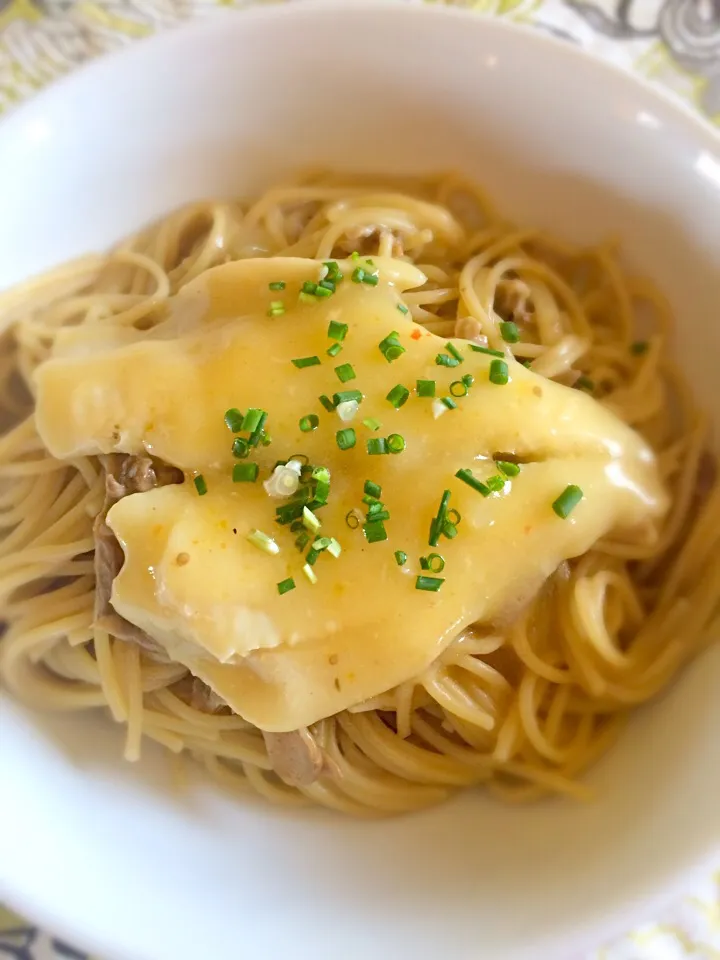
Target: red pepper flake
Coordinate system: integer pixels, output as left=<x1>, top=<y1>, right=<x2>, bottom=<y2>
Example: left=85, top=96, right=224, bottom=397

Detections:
left=410, top=329, right=422, bottom=340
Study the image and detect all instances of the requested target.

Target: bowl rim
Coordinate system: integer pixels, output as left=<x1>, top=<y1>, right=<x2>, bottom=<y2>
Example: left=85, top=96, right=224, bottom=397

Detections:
left=0, top=4, right=718, bottom=959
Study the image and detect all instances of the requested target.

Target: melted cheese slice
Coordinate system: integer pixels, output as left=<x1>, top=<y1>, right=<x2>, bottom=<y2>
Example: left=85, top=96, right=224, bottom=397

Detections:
left=34, top=258, right=668, bottom=731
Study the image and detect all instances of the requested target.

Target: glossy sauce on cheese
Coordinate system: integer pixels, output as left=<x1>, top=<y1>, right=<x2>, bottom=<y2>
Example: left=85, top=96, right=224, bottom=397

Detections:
left=34, top=258, right=668, bottom=730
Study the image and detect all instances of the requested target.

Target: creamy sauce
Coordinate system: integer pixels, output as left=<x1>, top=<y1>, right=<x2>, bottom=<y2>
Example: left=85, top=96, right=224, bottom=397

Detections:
left=34, top=257, right=668, bottom=730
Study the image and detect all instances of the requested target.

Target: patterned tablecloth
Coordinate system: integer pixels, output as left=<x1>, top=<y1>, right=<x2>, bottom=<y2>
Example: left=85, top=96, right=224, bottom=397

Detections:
left=0, top=0, right=718, bottom=957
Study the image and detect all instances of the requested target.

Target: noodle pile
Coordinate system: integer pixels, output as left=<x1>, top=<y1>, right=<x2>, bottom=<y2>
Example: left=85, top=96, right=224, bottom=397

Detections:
left=0, top=173, right=718, bottom=816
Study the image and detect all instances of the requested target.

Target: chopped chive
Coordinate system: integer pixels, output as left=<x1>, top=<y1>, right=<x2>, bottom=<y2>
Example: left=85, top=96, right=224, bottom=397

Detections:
left=241, top=408, right=264, bottom=433
left=441, top=397, right=457, bottom=410
left=314, top=286, right=333, bottom=299
left=394, top=550, right=407, bottom=566
left=469, top=344, right=504, bottom=358
left=305, top=547, right=320, bottom=566
left=461, top=373, right=474, bottom=389
left=552, top=484, right=584, bottom=519
left=500, top=320, right=520, bottom=343
left=334, top=363, right=356, bottom=383
left=387, top=433, right=406, bottom=454
left=224, top=408, right=244, bottom=432
left=193, top=475, right=207, bottom=496
left=497, top=460, right=520, bottom=477
left=416, top=576, right=444, bottom=592
left=323, top=260, right=341, bottom=276
left=455, top=468, right=490, bottom=496
left=268, top=281, right=286, bottom=291
left=436, top=353, right=460, bottom=368
left=417, top=379, right=435, bottom=398
left=397, top=303, right=409, bottom=315
left=302, top=281, right=318, bottom=294
left=449, top=380, right=468, bottom=397
left=489, top=359, right=509, bottom=385
left=365, top=258, right=375, bottom=266
left=575, top=375, right=595, bottom=392
left=486, top=475, right=506, bottom=492
left=312, top=537, right=332, bottom=551
left=364, top=519, right=388, bottom=543
left=277, top=577, right=295, bottom=595
left=275, top=501, right=305, bottom=525
left=319, top=394, right=336, bottom=412
left=346, top=509, right=362, bottom=529
left=295, top=531, right=310, bottom=551
left=443, top=522, right=458, bottom=539
left=428, top=490, right=451, bottom=547
left=248, top=412, right=268, bottom=447
left=425, top=553, right=445, bottom=573
left=378, top=331, right=405, bottom=363
left=233, top=462, right=259, bottom=483
left=267, top=301, right=285, bottom=317
left=362, top=418, right=382, bottom=431
left=303, top=564, right=318, bottom=585
left=299, top=414, right=319, bottom=432
left=298, top=291, right=317, bottom=304
left=232, top=437, right=249, bottom=459
left=362, top=272, right=379, bottom=286
left=336, top=428, right=356, bottom=450
left=327, top=538, right=342, bottom=558
left=631, top=340, right=649, bottom=355
left=326, top=342, right=343, bottom=358
left=364, top=480, right=382, bottom=499
left=386, top=384, right=410, bottom=409
left=445, top=342, right=463, bottom=363
left=302, top=506, right=322, bottom=533
left=367, top=437, right=388, bottom=455
left=246, top=529, right=280, bottom=555
left=419, top=555, right=430, bottom=570
left=292, top=356, right=321, bottom=368
left=368, top=509, right=390, bottom=522
left=328, top=320, right=348, bottom=341
left=351, top=267, right=365, bottom=283
left=333, top=389, right=363, bottom=406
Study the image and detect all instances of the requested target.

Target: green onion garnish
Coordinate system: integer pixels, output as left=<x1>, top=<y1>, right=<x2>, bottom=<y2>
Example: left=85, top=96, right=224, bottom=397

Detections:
left=336, top=428, right=356, bottom=450
left=193, top=475, right=207, bottom=496
left=351, top=267, right=365, bottom=283
left=496, top=460, right=520, bottom=478
left=368, top=509, right=390, bottom=522
left=319, top=394, right=336, bottom=412
left=394, top=550, right=407, bottom=566
left=416, top=576, right=444, bottom=592
left=295, top=531, right=310, bottom=551
left=351, top=267, right=379, bottom=286
left=424, top=553, right=445, bottom=573
left=267, top=301, right=285, bottom=317
left=469, top=344, right=504, bottom=358
left=364, top=520, right=388, bottom=543
left=327, top=538, right=342, bottom=558
left=332, top=389, right=362, bottom=406
left=449, top=380, right=468, bottom=398
left=428, top=490, right=451, bottom=547
left=552, top=485, right=584, bottom=519
left=575, top=375, right=595, bottom=392
left=246, top=529, right=280, bottom=555
left=323, top=260, right=342, bottom=279
left=232, top=437, right=249, bottom=459
left=461, top=373, right=474, bottom=389
left=367, top=437, right=388, bottom=455
left=387, top=433, right=405, bottom=454
left=242, top=408, right=264, bottom=433
left=302, top=506, right=322, bottom=533
left=443, top=523, right=458, bottom=539
left=305, top=547, right=320, bottom=566
left=314, top=286, right=333, bottom=299
left=224, top=408, right=244, bottom=432
left=292, top=356, right=321, bottom=369
left=335, top=363, right=356, bottom=383
left=441, top=397, right=457, bottom=410
left=277, top=578, right=296, bottom=595
left=500, top=321, right=520, bottom=343
left=248, top=412, right=268, bottom=447
left=631, top=340, right=649, bottom=355
left=362, top=418, right=381, bottom=431
left=350, top=251, right=360, bottom=261
left=303, top=564, right=318, bottom=585
left=386, top=384, right=410, bottom=409
left=436, top=353, right=460, bottom=368
left=489, top=359, right=509, bottom=385
left=445, top=342, right=463, bottom=363
left=298, top=292, right=317, bottom=305
left=378, top=331, right=405, bottom=363
left=268, top=281, right=286, bottom=291
left=455, top=468, right=490, bottom=496
left=364, top=480, right=382, bottom=498
left=326, top=342, right=343, bottom=358
left=397, top=304, right=409, bottom=315
left=328, top=320, right=348, bottom=341
left=299, top=414, right=319, bottom=432
left=233, top=463, right=259, bottom=483
left=416, top=379, right=435, bottom=398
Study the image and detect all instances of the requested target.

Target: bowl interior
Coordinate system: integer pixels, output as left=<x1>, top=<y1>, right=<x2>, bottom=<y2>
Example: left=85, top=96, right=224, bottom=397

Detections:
left=0, top=6, right=719, bottom=960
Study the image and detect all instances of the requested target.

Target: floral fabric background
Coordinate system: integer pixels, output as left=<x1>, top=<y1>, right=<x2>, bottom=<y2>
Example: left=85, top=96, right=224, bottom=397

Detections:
left=0, top=0, right=718, bottom=957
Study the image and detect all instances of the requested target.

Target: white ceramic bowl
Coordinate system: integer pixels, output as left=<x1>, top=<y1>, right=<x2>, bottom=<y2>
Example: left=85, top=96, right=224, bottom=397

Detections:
left=0, top=4, right=719, bottom=959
